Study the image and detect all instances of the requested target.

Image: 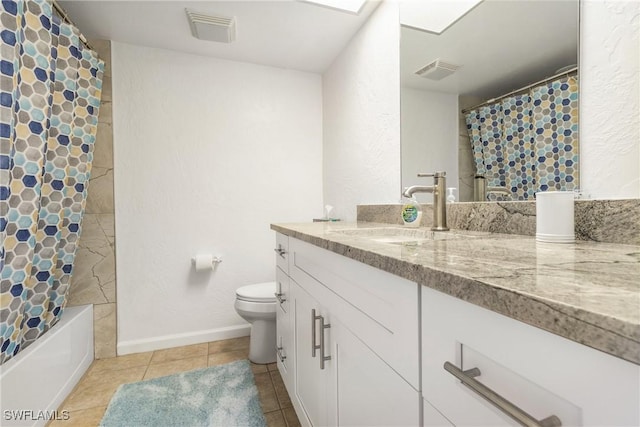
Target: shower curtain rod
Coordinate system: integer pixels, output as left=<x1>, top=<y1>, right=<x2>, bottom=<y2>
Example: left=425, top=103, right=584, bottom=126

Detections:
left=51, top=0, right=95, bottom=52
left=461, top=66, right=578, bottom=114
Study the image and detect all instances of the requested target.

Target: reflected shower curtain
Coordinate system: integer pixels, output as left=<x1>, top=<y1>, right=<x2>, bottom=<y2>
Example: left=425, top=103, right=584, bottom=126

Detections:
left=0, top=0, right=104, bottom=364
left=465, top=75, right=578, bottom=201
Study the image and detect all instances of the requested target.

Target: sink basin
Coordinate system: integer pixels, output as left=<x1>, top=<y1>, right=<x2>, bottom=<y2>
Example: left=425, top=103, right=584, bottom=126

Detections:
left=330, top=227, right=475, bottom=245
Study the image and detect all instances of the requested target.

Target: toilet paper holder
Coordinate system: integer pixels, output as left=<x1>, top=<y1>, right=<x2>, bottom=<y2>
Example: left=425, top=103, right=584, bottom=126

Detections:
left=191, top=255, right=223, bottom=271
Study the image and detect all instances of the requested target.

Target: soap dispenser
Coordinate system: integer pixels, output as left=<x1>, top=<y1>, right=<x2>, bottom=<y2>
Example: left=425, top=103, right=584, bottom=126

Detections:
left=401, top=196, right=422, bottom=227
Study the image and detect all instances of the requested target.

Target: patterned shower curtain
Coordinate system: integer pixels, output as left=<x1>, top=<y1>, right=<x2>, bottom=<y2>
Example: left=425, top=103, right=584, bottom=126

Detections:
left=465, top=74, right=579, bottom=201
left=0, top=0, right=104, bottom=364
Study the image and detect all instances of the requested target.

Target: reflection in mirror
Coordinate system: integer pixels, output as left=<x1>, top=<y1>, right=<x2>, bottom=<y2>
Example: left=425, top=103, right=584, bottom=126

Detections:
left=400, top=0, right=579, bottom=203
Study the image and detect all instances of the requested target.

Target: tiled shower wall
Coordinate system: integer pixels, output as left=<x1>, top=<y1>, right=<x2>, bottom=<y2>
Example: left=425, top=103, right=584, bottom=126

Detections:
left=67, top=40, right=116, bottom=359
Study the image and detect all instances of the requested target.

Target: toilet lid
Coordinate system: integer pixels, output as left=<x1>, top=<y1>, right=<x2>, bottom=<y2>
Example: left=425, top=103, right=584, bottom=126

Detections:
left=236, top=282, right=277, bottom=303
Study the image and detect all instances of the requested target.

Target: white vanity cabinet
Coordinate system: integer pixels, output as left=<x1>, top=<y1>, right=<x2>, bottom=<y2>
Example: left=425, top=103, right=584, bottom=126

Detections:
left=277, top=234, right=421, bottom=427
left=421, top=286, right=640, bottom=426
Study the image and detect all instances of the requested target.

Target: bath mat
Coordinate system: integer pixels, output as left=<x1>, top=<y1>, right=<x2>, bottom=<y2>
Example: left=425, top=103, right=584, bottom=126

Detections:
left=100, top=359, right=266, bottom=427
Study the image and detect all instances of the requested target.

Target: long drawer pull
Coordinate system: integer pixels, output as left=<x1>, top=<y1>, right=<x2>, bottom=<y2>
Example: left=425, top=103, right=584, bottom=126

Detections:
left=319, top=315, right=331, bottom=370
left=443, top=362, right=562, bottom=427
left=311, top=309, right=321, bottom=357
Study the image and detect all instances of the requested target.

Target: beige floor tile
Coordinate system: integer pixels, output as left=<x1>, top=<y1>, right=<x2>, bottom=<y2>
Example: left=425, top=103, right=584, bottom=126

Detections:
left=150, top=343, right=208, bottom=364
left=48, top=406, right=106, bottom=427
left=254, top=372, right=280, bottom=413
left=264, top=410, right=287, bottom=427
left=89, top=352, right=153, bottom=374
left=207, top=350, right=247, bottom=367
left=267, top=362, right=278, bottom=371
left=270, top=370, right=292, bottom=409
left=208, top=336, right=250, bottom=354
left=143, top=355, right=208, bottom=380
left=283, top=407, right=302, bottom=427
left=63, top=366, right=146, bottom=412
left=251, top=362, right=269, bottom=374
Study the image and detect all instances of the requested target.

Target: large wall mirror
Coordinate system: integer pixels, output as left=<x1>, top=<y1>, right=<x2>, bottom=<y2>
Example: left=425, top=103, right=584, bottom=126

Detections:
left=400, top=0, right=579, bottom=203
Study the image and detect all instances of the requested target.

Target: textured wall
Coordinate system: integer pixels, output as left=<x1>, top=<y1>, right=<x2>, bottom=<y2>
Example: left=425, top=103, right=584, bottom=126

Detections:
left=401, top=87, right=458, bottom=203
left=67, top=40, right=116, bottom=359
left=112, top=42, right=323, bottom=354
left=322, top=1, right=401, bottom=221
left=581, top=0, right=640, bottom=198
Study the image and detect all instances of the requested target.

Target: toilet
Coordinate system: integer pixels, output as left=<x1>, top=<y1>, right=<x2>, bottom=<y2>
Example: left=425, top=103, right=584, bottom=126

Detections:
left=234, top=282, right=277, bottom=364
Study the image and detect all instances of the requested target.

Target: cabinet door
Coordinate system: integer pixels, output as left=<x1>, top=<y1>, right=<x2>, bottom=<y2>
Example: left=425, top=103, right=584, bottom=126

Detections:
left=294, top=281, right=330, bottom=427
left=330, top=316, right=420, bottom=427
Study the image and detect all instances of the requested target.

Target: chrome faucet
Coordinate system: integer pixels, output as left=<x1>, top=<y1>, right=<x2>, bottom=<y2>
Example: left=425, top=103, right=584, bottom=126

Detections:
left=402, top=171, right=449, bottom=231
left=473, top=174, right=511, bottom=201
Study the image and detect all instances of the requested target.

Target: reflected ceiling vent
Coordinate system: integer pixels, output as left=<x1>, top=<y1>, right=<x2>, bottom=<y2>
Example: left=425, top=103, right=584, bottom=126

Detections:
left=185, top=9, right=236, bottom=43
left=415, top=59, right=461, bottom=80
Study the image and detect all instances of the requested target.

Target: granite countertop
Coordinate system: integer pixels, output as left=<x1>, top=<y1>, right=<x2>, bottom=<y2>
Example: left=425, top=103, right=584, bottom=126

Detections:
left=271, top=221, right=640, bottom=365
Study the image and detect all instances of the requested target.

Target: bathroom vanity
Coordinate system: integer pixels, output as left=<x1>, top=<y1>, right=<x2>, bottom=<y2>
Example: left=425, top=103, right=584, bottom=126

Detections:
left=273, top=222, right=640, bottom=426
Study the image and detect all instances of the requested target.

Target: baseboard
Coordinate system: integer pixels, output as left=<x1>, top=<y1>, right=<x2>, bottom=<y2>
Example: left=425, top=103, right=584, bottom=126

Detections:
left=117, top=324, right=251, bottom=355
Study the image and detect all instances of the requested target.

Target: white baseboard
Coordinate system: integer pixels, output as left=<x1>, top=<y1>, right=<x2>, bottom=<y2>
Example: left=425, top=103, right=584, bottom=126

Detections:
left=117, top=324, right=251, bottom=355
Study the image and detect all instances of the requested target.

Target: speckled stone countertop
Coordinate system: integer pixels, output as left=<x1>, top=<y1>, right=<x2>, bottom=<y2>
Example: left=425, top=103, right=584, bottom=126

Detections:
left=271, top=221, right=640, bottom=365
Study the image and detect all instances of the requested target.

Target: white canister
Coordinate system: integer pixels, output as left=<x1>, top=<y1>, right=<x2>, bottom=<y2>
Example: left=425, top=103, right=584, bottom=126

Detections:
left=535, top=191, right=575, bottom=243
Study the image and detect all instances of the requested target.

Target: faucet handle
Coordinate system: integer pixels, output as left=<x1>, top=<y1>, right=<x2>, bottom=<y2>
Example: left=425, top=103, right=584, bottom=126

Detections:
left=417, top=171, right=446, bottom=178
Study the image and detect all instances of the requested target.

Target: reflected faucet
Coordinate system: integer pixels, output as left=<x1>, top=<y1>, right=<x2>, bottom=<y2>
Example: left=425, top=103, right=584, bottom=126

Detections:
left=473, top=174, right=511, bottom=201
left=402, top=171, right=449, bottom=231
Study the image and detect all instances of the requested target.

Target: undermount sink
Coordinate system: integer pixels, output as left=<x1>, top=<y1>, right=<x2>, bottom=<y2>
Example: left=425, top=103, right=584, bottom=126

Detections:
left=330, top=227, right=474, bottom=245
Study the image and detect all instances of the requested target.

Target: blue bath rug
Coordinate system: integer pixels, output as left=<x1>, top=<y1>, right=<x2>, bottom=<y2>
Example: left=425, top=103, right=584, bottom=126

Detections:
left=100, top=359, right=266, bottom=427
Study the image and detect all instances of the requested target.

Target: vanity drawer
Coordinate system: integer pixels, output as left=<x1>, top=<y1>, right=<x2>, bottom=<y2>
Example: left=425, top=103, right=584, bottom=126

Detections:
left=421, top=286, right=640, bottom=426
left=274, top=233, right=289, bottom=274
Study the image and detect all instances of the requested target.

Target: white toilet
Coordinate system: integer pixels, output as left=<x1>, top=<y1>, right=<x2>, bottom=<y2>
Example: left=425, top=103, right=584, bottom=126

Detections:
left=234, top=282, right=277, bottom=364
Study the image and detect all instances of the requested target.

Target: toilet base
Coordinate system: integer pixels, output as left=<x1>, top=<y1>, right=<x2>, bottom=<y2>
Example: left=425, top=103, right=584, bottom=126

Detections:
left=249, top=319, right=277, bottom=364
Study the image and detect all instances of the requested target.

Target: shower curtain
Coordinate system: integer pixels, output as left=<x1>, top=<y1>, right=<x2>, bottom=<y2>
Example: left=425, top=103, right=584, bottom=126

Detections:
left=1, top=0, right=104, bottom=364
left=465, top=74, right=579, bottom=201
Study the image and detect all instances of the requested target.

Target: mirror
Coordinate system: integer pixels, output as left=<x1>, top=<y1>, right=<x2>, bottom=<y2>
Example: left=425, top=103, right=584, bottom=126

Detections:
left=400, top=0, right=579, bottom=202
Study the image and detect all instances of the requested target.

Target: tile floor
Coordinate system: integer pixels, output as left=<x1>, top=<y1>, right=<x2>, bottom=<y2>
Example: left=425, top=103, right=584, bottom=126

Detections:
left=48, top=336, right=301, bottom=427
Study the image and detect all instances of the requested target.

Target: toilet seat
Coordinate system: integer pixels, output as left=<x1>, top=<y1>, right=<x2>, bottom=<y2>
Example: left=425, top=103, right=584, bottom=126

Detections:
left=236, top=282, right=277, bottom=303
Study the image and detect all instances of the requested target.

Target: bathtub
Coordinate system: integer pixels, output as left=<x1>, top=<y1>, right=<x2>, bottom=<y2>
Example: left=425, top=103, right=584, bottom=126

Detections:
left=0, top=305, right=94, bottom=427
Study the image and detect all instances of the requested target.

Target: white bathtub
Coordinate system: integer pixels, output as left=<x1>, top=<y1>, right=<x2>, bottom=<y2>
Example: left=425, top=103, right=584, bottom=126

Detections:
left=0, top=305, right=94, bottom=427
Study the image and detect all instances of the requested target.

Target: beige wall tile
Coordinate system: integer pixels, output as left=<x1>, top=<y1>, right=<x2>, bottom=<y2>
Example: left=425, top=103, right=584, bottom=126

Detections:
left=150, top=343, right=208, bottom=364
left=98, top=101, right=112, bottom=124
left=101, top=75, right=112, bottom=102
left=94, top=303, right=116, bottom=359
left=86, top=167, right=114, bottom=214
left=143, top=356, right=208, bottom=380
left=93, top=123, right=113, bottom=168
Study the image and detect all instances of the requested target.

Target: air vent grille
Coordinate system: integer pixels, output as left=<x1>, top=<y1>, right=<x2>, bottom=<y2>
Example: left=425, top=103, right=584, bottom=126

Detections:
left=415, top=59, right=461, bottom=80
left=185, top=9, right=236, bottom=43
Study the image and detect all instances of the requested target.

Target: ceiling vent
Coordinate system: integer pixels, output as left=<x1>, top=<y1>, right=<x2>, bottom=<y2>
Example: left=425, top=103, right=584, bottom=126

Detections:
left=185, top=9, right=236, bottom=43
left=415, top=59, right=461, bottom=80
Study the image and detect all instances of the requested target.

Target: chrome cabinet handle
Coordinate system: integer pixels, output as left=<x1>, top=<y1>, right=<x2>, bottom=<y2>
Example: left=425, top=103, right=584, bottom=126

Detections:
left=274, top=245, right=287, bottom=258
left=276, top=346, right=286, bottom=362
left=311, top=309, right=321, bottom=357
left=443, top=362, right=562, bottom=427
left=275, top=281, right=286, bottom=304
left=319, top=315, right=331, bottom=370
